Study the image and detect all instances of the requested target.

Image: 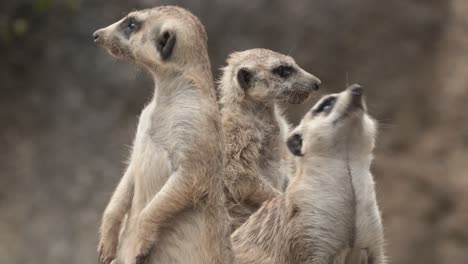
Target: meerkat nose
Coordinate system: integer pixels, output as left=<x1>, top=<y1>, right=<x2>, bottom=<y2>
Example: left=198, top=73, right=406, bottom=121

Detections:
left=314, top=82, right=320, bottom=91
left=93, top=30, right=101, bottom=42
left=350, top=84, right=363, bottom=97
left=312, top=79, right=321, bottom=90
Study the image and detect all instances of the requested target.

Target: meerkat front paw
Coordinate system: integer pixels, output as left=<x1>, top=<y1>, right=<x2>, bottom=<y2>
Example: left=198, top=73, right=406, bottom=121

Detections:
left=133, top=220, right=157, bottom=264
left=135, top=253, right=150, bottom=264
left=97, top=239, right=117, bottom=264
left=133, top=242, right=153, bottom=264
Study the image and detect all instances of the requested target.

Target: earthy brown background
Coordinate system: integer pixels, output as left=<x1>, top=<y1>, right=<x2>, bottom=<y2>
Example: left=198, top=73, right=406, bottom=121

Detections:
left=1, top=0, right=467, bottom=263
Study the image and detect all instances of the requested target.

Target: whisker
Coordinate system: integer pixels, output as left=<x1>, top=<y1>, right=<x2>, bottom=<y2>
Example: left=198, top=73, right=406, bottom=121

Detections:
left=346, top=72, right=349, bottom=87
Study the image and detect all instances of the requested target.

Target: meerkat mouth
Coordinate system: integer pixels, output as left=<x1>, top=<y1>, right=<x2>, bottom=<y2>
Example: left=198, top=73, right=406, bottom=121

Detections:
left=95, top=38, right=123, bottom=57
left=110, top=46, right=122, bottom=56
left=107, top=42, right=133, bottom=60
left=286, top=90, right=312, bottom=104
left=96, top=35, right=133, bottom=60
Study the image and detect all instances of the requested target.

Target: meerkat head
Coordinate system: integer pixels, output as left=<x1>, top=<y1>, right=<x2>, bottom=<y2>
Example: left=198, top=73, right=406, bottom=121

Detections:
left=219, top=49, right=321, bottom=105
left=93, top=6, right=209, bottom=76
left=287, top=84, right=377, bottom=159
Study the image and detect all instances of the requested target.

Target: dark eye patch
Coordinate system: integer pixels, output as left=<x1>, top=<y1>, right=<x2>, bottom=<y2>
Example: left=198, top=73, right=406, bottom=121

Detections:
left=314, top=96, right=337, bottom=114
left=120, top=17, right=141, bottom=38
left=272, top=65, right=295, bottom=78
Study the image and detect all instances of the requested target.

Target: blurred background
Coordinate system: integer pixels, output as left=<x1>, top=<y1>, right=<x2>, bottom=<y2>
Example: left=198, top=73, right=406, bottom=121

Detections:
left=1, top=0, right=467, bottom=263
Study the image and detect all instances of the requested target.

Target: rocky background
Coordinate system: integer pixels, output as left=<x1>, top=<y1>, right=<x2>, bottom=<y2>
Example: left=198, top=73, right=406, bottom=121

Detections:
left=1, top=0, right=467, bottom=263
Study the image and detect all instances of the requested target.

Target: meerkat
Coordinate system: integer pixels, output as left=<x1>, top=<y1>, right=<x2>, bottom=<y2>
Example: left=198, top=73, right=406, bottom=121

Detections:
left=218, top=48, right=321, bottom=231
left=93, top=6, right=234, bottom=264
left=231, top=84, right=386, bottom=264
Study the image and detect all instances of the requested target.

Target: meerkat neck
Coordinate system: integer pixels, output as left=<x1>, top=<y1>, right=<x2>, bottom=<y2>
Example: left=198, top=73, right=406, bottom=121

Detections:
left=289, top=155, right=372, bottom=190
left=150, top=64, right=214, bottom=100
left=151, top=73, right=186, bottom=97
left=242, top=102, right=282, bottom=144
left=239, top=100, right=279, bottom=123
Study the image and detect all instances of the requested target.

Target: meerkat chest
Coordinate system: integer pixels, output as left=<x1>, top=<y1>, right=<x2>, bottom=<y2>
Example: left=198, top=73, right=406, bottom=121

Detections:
left=131, top=96, right=199, bottom=201
left=137, top=93, right=199, bottom=153
left=130, top=102, right=174, bottom=201
left=351, top=169, right=382, bottom=248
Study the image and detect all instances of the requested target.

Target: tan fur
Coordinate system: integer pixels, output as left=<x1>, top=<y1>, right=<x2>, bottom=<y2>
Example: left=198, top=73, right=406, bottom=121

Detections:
left=231, top=86, right=386, bottom=264
left=93, top=6, right=234, bottom=264
left=218, top=49, right=321, bottom=231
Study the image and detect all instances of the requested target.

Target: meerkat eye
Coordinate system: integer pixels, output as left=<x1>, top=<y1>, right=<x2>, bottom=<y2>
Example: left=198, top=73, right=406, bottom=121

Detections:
left=315, top=97, right=336, bottom=114
left=128, top=20, right=137, bottom=30
left=121, top=17, right=140, bottom=37
left=273, top=65, right=295, bottom=78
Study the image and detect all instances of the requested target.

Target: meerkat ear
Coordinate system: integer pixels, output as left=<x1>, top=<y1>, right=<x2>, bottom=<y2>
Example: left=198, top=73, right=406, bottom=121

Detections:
left=156, top=31, right=176, bottom=60
left=287, top=133, right=303, bottom=156
left=237, top=68, right=253, bottom=90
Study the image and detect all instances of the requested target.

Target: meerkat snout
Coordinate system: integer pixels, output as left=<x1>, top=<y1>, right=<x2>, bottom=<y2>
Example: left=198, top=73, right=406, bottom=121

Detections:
left=350, top=84, right=363, bottom=96
left=93, top=31, right=100, bottom=42
left=307, top=71, right=321, bottom=91
left=313, top=82, right=320, bottom=91
left=286, top=69, right=321, bottom=104
left=349, top=84, right=364, bottom=109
